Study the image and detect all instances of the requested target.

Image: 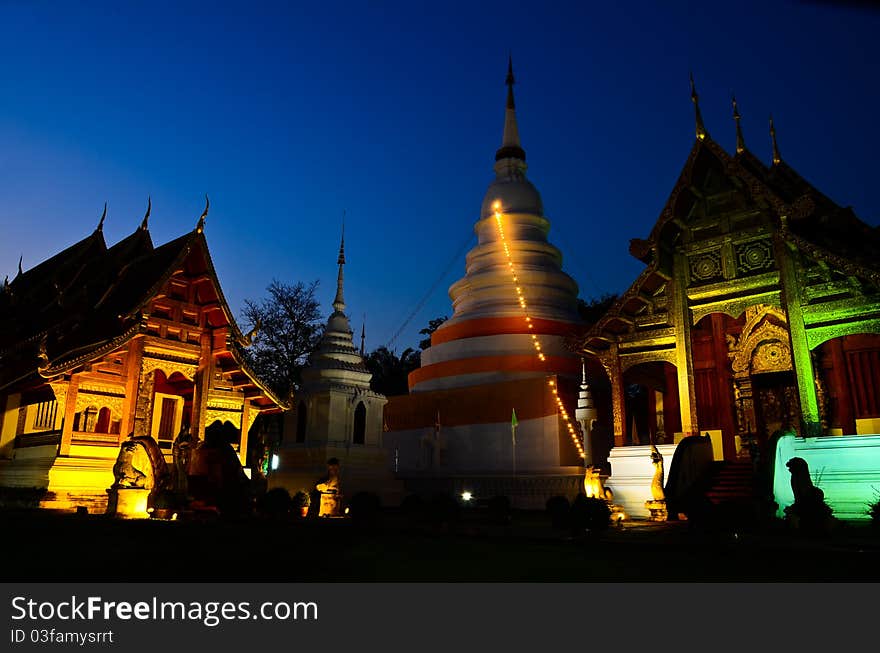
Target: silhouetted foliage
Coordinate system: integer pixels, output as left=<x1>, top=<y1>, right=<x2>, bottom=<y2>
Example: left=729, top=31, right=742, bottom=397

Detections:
left=577, top=293, right=618, bottom=326
left=427, top=493, right=461, bottom=527
left=292, top=490, right=310, bottom=512
left=0, top=487, right=47, bottom=509
left=546, top=495, right=571, bottom=530
left=365, top=346, right=421, bottom=396
left=869, top=492, right=880, bottom=528
left=419, top=316, right=448, bottom=350
left=350, top=491, right=382, bottom=531
left=785, top=491, right=834, bottom=536
left=241, top=279, right=324, bottom=399
left=400, top=494, right=425, bottom=521
left=257, top=487, right=292, bottom=520
left=487, top=495, right=512, bottom=525
left=569, top=494, right=611, bottom=534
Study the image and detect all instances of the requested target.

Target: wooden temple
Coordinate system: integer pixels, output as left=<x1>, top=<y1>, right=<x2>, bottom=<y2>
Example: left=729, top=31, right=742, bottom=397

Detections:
left=0, top=200, right=286, bottom=511
left=581, top=83, right=880, bottom=462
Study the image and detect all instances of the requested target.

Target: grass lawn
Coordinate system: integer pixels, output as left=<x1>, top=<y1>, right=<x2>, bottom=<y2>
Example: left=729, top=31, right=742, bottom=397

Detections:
left=2, top=508, right=879, bottom=582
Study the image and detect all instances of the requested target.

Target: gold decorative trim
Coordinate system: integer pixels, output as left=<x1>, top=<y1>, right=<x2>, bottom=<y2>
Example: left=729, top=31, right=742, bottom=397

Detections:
left=141, top=356, right=197, bottom=381
left=727, top=306, right=791, bottom=375
left=206, top=408, right=242, bottom=429
left=619, top=349, right=677, bottom=373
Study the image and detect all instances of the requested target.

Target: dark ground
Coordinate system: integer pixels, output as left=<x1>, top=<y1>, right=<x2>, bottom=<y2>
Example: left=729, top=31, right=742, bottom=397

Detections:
left=3, top=507, right=880, bottom=582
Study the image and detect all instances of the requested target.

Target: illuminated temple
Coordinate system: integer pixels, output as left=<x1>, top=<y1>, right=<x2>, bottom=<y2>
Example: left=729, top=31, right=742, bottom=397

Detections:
left=383, top=60, right=588, bottom=499
left=583, top=82, right=880, bottom=518
left=0, top=201, right=285, bottom=511
left=1, top=65, right=879, bottom=521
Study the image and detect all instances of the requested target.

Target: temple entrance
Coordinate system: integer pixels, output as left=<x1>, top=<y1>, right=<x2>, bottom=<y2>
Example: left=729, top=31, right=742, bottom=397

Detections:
left=150, top=371, right=194, bottom=455
left=726, top=305, right=796, bottom=454
left=621, top=361, right=679, bottom=446
left=752, top=370, right=800, bottom=443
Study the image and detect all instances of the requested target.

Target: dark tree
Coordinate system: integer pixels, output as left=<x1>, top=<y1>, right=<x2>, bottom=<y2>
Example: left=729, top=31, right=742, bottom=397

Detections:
left=577, top=293, right=618, bottom=326
left=241, top=279, right=324, bottom=399
left=418, top=315, right=448, bottom=350
left=365, top=346, right=421, bottom=396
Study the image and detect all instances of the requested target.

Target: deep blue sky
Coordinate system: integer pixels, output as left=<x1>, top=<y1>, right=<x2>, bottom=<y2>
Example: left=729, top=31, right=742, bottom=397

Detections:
left=1, top=1, right=878, bottom=352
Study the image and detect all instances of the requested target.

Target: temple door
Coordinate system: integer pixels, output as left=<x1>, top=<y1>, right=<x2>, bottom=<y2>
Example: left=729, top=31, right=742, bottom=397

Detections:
left=752, top=371, right=801, bottom=442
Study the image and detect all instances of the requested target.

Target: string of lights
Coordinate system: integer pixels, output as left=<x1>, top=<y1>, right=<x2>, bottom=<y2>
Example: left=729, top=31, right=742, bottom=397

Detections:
left=492, top=201, right=585, bottom=459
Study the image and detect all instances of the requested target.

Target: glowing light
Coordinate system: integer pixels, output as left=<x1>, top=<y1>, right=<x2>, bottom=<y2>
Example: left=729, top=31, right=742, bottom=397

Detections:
left=493, top=202, right=584, bottom=457
left=461, top=491, right=473, bottom=502
left=271, top=454, right=280, bottom=471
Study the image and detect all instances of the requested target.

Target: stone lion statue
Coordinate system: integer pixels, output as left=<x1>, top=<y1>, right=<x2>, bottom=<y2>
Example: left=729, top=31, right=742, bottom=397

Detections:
left=111, top=434, right=170, bottom=492
left=112, top=440, right=148, bottom=488
left=786, top=457, right=820, bottom=504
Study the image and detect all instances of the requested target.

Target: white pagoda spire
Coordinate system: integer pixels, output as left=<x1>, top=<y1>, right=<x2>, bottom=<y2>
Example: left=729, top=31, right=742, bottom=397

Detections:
left=575, top=359, right=597, bottom=465
left=333, top=220, right=345, bottom=314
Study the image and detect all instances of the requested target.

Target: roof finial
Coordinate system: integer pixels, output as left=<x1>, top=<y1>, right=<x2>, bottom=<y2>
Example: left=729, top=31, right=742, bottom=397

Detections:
left=196, top=194, right=209, bottom=233
left=690, top=72, right=708, bottom=141
left=338, top=210, right=346, bottom=266
left=332, top=214, right=346, bottom=313
left=505, top=53, right=515, bottom=109
left=97, top=202, right=107, bottom=231
left=769, top=114, right=782, bottom=165
left=360, top=315, right=366, bottom=357
left=495, top=55, right=526, bottom=162
left=141, top=196, right=151, bottom=231
left=732, top=94, right=745, bottom=154
left=17, top=255, right=23, bottom=277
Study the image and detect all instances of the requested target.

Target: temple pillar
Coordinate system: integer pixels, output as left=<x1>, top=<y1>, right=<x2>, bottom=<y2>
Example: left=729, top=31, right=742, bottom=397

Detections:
left=602, top=346, right=626, bottom=448
left=192, top=332, right=213, bottom=441
left=239, top=401, right=251, bottom=466
left=59, top=379, right=80, bottom=456
left=671, top=254, right=698, bottom=437
left=120, top=337, right=144, bottom=439
left=0, top=393, right=21, bottom=459
left=132, top=366, right=155, bottom=438
left=776, top=234, right=821, bottom=436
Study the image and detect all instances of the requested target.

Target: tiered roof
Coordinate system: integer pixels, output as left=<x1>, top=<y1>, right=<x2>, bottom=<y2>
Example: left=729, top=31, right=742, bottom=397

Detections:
left=0, top=204, right=284, bottom=411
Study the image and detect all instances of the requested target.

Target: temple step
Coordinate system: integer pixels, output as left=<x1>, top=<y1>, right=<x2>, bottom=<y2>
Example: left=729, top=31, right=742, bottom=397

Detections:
left=704, top=461, right=755, bottom=503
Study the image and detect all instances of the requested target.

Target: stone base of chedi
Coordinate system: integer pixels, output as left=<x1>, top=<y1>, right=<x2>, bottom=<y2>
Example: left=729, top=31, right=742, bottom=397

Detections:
left=384, top=376, right=586, bottom=476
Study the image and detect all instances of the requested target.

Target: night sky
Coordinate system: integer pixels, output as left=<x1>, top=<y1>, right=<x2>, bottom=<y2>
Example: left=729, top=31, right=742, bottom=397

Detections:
left=1, top=1, right=878, bottom=353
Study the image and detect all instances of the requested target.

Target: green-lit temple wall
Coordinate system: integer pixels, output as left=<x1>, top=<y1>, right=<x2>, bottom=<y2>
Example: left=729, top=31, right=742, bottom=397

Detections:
left=773, top=433, right=880, bottom=521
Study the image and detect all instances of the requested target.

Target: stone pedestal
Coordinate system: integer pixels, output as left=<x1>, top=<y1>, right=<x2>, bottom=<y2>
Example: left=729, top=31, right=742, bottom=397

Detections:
left=645, top=499, right=668, bottom=522
left=604, top=444, right=677, bottom=518
left=106, top=487, right=150, bottom=519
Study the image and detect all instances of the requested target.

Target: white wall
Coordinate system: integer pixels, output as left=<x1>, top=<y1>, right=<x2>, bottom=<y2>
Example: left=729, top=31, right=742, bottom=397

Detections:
left=384, top=414, right=562, bottom=473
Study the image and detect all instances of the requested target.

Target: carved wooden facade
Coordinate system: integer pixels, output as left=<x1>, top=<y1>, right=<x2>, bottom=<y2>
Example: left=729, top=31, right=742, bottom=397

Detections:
left=0, top=216, right=285, bottom=509
left=581, top=134, right=880, bottom=460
